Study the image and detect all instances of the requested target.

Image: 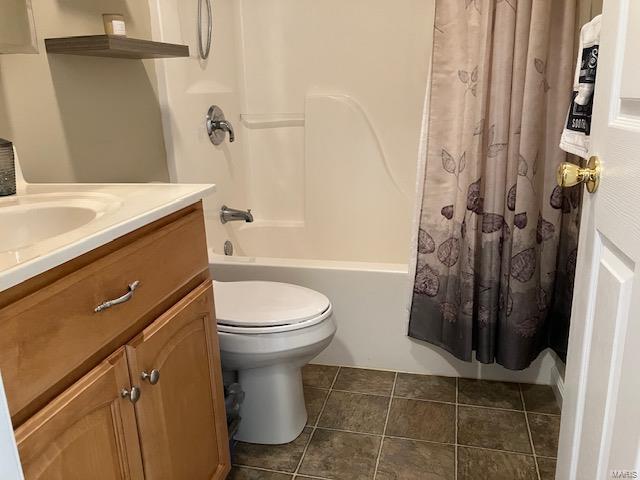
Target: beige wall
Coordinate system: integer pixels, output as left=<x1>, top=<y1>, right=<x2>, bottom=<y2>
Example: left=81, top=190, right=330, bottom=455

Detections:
left=0, top=0, right=168, bottom=183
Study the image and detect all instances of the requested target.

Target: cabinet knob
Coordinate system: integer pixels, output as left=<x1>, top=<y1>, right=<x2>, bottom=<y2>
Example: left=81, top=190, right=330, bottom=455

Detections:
left=141, top=369, right=160, bottom=385
left=121, top=386, right=141, bottom=403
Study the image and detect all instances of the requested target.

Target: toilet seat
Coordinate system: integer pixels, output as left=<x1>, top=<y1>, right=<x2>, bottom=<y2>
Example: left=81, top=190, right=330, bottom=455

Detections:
left=217, top=305, right=332, bottom=334
left=214, top=280, right=332, bottom=334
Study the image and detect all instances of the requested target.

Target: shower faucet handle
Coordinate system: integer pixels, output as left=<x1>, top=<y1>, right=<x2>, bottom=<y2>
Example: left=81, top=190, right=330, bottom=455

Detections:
left=206, top=105, right=235, bottom=145
left=211, top=119, right=235, bottom=143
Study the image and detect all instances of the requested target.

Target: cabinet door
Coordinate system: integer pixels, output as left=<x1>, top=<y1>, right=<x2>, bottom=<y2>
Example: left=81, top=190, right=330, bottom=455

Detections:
left=14, top=348, right=144, bottom=480
left=126, top=281, right=230, bottom=480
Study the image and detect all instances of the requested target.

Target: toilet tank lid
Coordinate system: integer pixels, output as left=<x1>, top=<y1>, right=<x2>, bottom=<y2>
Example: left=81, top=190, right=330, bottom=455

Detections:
left=213, top=281, right=331, bottom=327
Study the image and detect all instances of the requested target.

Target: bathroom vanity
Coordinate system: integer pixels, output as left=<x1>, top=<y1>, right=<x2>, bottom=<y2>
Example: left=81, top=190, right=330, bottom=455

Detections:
left=0, top=184, right=229, bottom=479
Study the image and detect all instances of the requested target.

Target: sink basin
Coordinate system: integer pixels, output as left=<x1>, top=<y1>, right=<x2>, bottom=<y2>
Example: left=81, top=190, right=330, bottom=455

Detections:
left=0, top=193, right=120, bottom=254
left=1, top=205, right=97, bottom=253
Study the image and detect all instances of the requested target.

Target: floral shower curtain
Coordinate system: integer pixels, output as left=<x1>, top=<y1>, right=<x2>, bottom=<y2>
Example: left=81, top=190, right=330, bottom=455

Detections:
left=409, top=0, right=581, bottom=370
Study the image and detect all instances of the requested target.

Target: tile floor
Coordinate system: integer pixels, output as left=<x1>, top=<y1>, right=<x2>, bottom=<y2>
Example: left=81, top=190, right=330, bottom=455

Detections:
left=228, top=365, right=561, bottom=480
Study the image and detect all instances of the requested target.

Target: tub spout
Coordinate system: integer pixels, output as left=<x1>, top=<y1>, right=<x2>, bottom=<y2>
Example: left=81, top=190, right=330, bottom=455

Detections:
left=220, top=205, right=253, bottom=224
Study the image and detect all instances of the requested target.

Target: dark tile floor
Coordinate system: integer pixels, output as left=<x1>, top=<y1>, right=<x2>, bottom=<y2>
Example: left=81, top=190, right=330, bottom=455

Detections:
left=228, top=365, right=561, bottom=480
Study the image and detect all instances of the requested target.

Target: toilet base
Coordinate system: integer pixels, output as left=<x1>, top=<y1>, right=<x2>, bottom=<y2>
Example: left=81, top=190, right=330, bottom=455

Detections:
left=236, top=363, right=308, bottom=445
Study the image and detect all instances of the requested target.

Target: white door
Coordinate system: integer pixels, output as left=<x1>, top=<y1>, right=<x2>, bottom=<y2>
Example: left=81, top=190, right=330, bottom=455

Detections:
left=0, top=373, right=23, bottom=480
left=557, top=1, right=640, bottom=479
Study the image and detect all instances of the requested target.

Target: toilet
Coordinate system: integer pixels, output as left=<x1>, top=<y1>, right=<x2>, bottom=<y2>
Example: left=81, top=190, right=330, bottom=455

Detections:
left=214, top=280, right=336, bottom=445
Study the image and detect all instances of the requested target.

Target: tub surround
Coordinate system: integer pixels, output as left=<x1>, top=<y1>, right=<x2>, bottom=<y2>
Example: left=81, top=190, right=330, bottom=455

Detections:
left=0, top=183, right=214, bottom=291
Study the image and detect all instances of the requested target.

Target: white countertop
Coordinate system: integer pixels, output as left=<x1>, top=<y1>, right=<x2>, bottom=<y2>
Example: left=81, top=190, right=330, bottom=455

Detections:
left=0, top=183, right=215, bottom=292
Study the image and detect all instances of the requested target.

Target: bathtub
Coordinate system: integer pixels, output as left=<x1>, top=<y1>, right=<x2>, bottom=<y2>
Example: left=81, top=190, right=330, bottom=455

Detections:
left=208, top=251, right=558, bottom=384
left=209, top=252, right=411, bottom=368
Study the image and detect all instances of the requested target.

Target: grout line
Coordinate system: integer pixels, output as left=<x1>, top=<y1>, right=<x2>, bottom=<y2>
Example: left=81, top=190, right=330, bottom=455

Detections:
left=321, top=366, right=341, bottom=425
left=522, top=410, right=562, bottom=418
left=455, top=443, right=537, bottom=457
left=231, top=464, right=276, bottom=470
left=457, top=401, right=561, bottom=417
left=310, top=425, right=538, bottom=458
left=327, top=388, right=394, bottom=398
left=293, top=473, right=332, bottom=480
left=311, top=425, right=452, bottom=446
left=331, top=387, right=559, bottom=417
left=456, top=402, right=525, bottom=414
left=455, top=376, right=459, bottom=480
left=383, top=433, right=454, bottom=447
left=292, top=366, right=341, bottom=477
left=231, top=464, right=331, bottom=480
left=314, top=426, right=383, bottom=438
left=520, top=384, right=541, bottom=480
left=373, top=371, right=397, bottom=479
left=330, top=388, right=391, bottom=399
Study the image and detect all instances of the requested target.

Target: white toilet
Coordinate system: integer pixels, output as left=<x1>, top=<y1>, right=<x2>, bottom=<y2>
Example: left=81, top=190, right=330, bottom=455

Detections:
left=214, top=280, right=336, bottom=445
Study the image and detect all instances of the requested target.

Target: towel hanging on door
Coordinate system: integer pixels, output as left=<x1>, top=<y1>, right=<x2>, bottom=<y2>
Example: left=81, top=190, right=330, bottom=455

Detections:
left=560, top=14, right=602, bottom=159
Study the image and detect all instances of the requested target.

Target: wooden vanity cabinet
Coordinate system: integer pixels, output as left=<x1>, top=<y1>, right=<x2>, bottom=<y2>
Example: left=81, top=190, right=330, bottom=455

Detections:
left=1, top=203, right=230, bottom=479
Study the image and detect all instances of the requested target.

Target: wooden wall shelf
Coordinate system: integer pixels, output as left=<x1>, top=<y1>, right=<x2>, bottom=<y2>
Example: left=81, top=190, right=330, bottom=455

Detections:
left=44, top=35, right=189, bottom=59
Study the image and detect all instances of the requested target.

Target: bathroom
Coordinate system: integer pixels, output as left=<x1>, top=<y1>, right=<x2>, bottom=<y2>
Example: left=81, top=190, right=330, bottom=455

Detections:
left=0, top=0, right=638, bottom=479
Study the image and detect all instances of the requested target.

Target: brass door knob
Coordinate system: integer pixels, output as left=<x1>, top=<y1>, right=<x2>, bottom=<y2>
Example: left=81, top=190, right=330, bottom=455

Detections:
left=556, top=156, right=601, bottom=193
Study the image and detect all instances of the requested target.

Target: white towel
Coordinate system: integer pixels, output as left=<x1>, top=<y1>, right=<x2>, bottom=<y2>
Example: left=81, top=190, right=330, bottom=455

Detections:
left=560, top=14, right=602, bottom=159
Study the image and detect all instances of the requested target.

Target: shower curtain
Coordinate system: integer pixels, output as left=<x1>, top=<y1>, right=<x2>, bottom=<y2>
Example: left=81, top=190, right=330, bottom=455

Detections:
left=409, top=0, right=580, bottom=370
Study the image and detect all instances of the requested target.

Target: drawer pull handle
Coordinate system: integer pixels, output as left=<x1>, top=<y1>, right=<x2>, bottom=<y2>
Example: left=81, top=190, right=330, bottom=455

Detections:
left=121, top=386, right=141, bottom=404
left=95, top=281, right=140, bottom=313
left=141, top=369, right=160, bottom=385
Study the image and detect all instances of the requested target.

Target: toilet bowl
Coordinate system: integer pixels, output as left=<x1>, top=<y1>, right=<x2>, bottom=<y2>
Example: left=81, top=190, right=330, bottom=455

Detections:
left=214, top=280, right=336, bottom=445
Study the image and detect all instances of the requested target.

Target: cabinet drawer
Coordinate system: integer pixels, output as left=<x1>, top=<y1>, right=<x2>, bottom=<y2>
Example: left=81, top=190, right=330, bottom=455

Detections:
left=0, top=209, right=208, bottom=423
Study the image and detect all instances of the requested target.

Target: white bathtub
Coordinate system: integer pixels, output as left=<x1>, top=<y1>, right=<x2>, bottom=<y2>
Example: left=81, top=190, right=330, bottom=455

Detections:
left=209, top=252, right=559, bottom=384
